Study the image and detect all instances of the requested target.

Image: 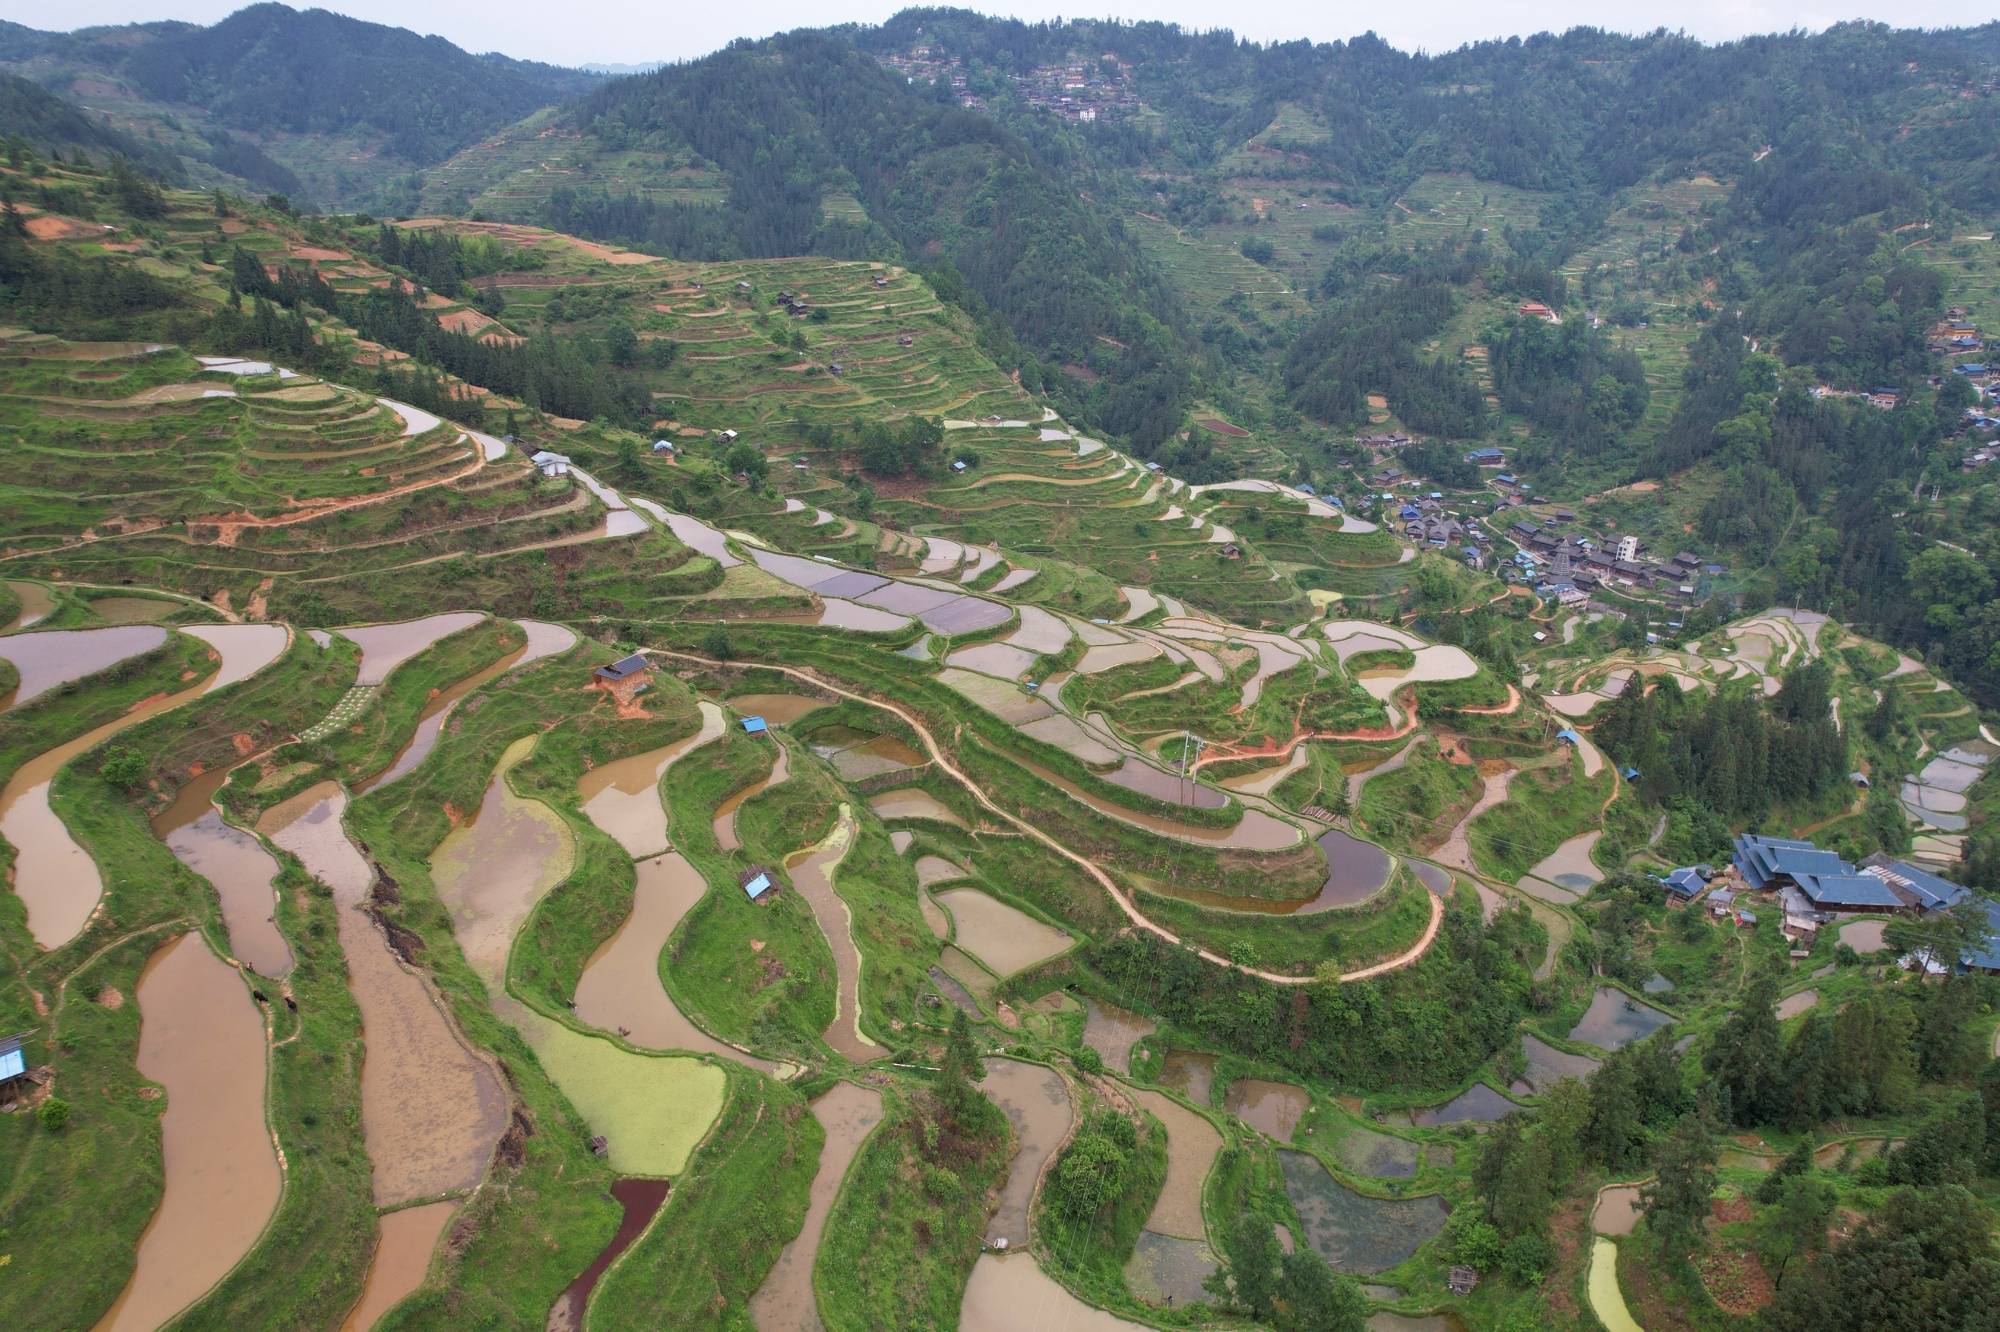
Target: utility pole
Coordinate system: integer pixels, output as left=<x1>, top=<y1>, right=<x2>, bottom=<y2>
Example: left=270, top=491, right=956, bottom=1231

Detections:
left=1178, top=730, right=1203, bottom=805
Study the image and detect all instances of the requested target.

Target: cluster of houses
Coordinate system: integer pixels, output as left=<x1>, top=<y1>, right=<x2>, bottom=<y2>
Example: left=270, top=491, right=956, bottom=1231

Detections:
left=1660, top=833, right=2000, bottom=974
left=877, top=44, right=1139, bottom=121
left=1498, top=518, right=1722, bottom=605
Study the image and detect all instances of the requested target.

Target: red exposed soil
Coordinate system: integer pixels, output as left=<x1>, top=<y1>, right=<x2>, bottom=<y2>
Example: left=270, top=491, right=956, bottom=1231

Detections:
left=1195, top=419, right=1251, bottom=437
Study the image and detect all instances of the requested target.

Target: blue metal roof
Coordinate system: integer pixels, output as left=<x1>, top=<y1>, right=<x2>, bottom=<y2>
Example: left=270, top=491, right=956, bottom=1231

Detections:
left=742, top=872, right=772, bottom=899
left=1796, top=873, right=1904, bottom=910
left=594, top=652, right=649, bottom=681
left=1866, top=857, right=1968, bottom=911
left=1664, top=868, right=1705, bottom=898
left=1556, top=729, right=1581, bottom=745
left=741, top=716, right=768, bottom=734
left=0, top=1047, right=24, bottom=1081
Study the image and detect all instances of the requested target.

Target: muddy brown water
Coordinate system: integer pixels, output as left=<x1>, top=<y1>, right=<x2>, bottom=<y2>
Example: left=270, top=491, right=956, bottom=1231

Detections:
left=354, top=642, right=529, bottom=794
left=978, top=1058, right=1075, bottom=1248
left=338, top=612, right=484, bottom=686
left=747, top=1082, right=886, bottom=1331
left=94, top=933, right=280, bottom=1332
left=1130, top=1088, right=1221, bottom=1240
left=828, top=735, right=926, bottom=782
left=162, top=806, right=294, bottom=977
left=1224, top=1078, right=1310, bottom=1142
left=546, top=1179, right=670, bottom=1332
left=340, top=1201, right=457, bottom=1332
left=1592, top=1184, right=1644, bottom=1237
left=1838, top=919, right=1888, bottom=953
left=3, top=647, right=220, bottom=948
left=0, top=624, right=166, bottom=709
left=1159, top=1050, right=1218, bottom=1105
left=713, top=742, right=789, bottom=853
left=431, top=738, right=724, bottom=1177
left=4, top=580, right=54, bottom=630
left=573, top=852, right=784, bottom=1075
left=932, top=888, right=1072, bottom=977
left=85, top=595, right=178, bottom=624
left=727, top=692, right=827, bottom=725
left=579, top=702, right=724, bottom=857
left=785, top=810, right=885, bottom=1063
left=959, top=1253, right=1144, bottom=1331
left=1080, top=997, right=1153, bottom=1074
left=865, top=787, right=965, bottom=827
left=260, top=784, right=507, bottom=1207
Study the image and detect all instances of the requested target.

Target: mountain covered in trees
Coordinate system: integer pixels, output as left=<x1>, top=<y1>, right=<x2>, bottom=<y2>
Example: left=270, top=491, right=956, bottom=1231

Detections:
left=0, top=5, right=602, bottom=201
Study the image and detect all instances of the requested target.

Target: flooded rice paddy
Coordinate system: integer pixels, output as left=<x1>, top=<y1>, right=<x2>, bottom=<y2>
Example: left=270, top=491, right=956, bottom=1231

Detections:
left=1224, top=1078, right=1310, bottom=1142
left=546, top=1179, right=669, bottom=1332
left=3, top=638, right=224, bottom=947
left=1130, top=1087, right=1220, bottom=1239
left=1410, top=1083, right=1520, bottom=1126
left=184, top=623, right=289, bottom=692
left=96, top=933, right=280, bottom=1332
left=1588, top=1238, right=1642, bottom=1332
left=727, top=692, right=828, bottom=726
left=1079, top=997, right=1153, bottom=1074
left=261, top=782, right=507, bottom=1205
left=1097, top=755, right=1227, bottom=809
left=4, top=580, right=54, bottom=630
left=160, top=801, right=294, bottom=977
left=1776, top=989, right=1820, bottom=1020
left=866, top=788, right=965, bottom=826
left=339, top=612, right=483, bottom=686
left=1158, top=1050, right=1217, bottom=1105
left=1330, top=1123, right=1421, bottom=1179
left=1279, top=1151, right=1447, bottom=1274
left=573, top=853, right=785, bottom=1076
left=1122, top=1231, right=1219, bottom=1308
left=579, top=702, right=724, bottom=857
left=1567, top=988, right=1675, bottom=1051
left=959, top=1253, right=1144, bottom=1331
left=84, top=594, right=180, bottom=624
left=783, top=809, right=886, bottom=1063
left=932, top=887, right=1073, bottom=977
left=0, top=624, right=166, bottom=708
left=430, top=738, right=724, bottom=1174
left=340, top=1200, right=457, bottom=1332
left=1593, top=1184, right=1645, bottom=1236
left=746, top=1082, right=885, bottom=1331
left=1512, top=1034, right=1602, bottom=1096
left=977, top=1058, right=1074, bottom=1248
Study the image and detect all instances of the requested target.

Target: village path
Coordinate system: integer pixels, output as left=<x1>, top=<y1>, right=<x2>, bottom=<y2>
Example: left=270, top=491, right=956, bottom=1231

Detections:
left=647, top=648, right=1442, bottom=988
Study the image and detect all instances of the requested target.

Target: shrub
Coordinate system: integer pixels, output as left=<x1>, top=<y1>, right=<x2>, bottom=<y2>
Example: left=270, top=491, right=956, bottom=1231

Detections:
left=37, top=1097, right=70, bottom=1132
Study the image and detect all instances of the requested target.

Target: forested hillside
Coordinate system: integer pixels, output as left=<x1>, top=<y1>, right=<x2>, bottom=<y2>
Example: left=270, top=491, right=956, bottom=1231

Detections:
left=0, top=5, right=601, bottom=203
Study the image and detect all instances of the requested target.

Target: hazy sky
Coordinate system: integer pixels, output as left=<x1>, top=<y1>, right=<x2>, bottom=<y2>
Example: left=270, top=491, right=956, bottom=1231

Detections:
left=38, top=2, right=1977, bottom=69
